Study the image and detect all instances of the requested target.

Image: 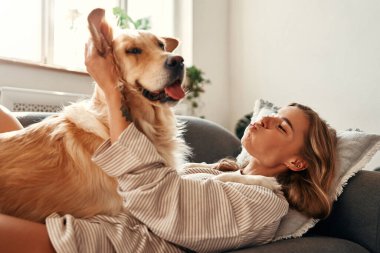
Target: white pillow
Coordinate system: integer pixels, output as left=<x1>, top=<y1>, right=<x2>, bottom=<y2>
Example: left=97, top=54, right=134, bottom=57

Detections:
left=236, top=99, right=380, bottom=240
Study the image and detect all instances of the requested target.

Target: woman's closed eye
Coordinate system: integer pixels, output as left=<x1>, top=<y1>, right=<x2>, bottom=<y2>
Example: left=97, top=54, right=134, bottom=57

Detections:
left=278, top=124, right=287, bottom=133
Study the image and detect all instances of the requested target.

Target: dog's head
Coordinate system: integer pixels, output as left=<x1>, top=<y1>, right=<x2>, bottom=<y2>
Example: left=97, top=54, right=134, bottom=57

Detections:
left=88, top=8, right=185, bottom=105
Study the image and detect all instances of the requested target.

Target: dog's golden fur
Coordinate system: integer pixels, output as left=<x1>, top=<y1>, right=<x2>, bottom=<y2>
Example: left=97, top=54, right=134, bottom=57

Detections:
left=0, top=9, right=189, bottom=222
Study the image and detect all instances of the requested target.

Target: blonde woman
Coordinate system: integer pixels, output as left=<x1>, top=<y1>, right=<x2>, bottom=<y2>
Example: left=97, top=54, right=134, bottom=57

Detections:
left=216, top=103, right=337, bottom=219
left=0, top=41, right=337, bottom=253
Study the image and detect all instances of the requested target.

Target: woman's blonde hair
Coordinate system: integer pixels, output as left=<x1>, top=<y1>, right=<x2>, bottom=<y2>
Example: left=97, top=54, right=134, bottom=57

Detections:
left=277, top=103, right=337, bottom=219
left=216, top=103, right=337, bottom=219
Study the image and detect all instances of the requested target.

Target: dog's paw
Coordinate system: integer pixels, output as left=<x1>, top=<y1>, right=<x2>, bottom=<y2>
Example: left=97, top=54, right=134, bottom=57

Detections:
left=214, top=173, right=282, bottom=192
left=214, top=173, right=239, bottom=182
left=182, top=162, right=217, bottom=170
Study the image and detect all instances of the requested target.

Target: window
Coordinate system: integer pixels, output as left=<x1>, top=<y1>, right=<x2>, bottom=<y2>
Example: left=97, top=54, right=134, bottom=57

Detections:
left=0, top=0, right=174, bottom=71
left=0, top=0, right=42, bottom=62
left=52, top=0, right=121, bottom=70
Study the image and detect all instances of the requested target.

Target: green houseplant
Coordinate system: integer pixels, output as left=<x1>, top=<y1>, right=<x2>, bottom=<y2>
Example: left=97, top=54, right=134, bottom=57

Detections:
left=113, top=7, right=210, bottom=117
left=113, top=7, right=151, bottom=30
left=184, top=66, right=210, bottom=117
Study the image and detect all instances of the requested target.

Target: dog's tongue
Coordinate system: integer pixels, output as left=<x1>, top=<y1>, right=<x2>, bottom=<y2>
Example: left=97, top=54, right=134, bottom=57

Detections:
left=165, top=83, right=185, bottom=100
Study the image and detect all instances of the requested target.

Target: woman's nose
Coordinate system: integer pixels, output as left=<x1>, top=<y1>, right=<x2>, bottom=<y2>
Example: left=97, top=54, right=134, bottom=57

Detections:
left=260, top=116, right=280, bottom=129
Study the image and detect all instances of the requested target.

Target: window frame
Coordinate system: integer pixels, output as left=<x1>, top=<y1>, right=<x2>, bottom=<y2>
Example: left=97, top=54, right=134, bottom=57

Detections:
left=41, top=0, right=127, bottom=67
left=0, top=0, right=127, bottom=74
left=0, top=0, right=191, bottom=74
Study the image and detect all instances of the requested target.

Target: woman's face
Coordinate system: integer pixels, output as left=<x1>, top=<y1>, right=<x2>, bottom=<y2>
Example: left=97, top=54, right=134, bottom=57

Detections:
left=241, top=106, right=310, bottom=168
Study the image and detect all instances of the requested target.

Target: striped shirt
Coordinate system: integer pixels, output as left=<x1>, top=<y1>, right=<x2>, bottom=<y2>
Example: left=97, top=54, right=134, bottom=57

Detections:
left=46, top=124, right=289, bottom=253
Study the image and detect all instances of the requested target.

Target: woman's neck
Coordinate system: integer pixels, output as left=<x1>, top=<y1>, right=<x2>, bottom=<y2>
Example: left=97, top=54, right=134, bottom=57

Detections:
left=242, top=158, right=287, bottom=177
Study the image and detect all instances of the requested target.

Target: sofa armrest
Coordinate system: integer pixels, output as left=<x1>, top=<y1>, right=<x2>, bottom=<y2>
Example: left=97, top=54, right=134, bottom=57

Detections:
left=309, top=170, right=380, bottom=253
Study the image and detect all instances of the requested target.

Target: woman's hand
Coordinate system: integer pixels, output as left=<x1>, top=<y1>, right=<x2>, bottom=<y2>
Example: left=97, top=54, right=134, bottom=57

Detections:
left=85, top=39, right=119, bottom=96
left=85, top=39, right=131, bottom=142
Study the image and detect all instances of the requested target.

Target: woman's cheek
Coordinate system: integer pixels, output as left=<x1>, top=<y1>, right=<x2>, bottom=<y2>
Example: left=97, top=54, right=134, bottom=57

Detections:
left=242, top=134, right=255, bottom=154
left=241, top=129, right=253, bottom=144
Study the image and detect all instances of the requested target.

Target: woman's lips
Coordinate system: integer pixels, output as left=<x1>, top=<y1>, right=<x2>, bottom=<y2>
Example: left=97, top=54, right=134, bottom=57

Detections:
left=249, top=121, right=264, bottom=131
left=249, top=123, right=258, bottom=130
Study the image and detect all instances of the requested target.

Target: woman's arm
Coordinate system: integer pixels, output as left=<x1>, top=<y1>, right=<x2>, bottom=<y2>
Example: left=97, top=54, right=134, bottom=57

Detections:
left=93, top=124, right=289, bottom=252
left=85, top=39, right=130, bottom=142
left=0, top=105, right=23, bottom=133
left=0, top=214, right=55, bottom=253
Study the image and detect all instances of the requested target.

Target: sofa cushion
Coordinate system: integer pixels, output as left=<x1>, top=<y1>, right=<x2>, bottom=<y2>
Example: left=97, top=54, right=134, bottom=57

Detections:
left=309, top=170, right=380, bottom=253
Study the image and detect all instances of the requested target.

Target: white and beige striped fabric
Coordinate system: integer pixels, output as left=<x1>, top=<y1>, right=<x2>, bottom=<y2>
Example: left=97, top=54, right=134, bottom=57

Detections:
left=46, top=124, right=289, bottom=253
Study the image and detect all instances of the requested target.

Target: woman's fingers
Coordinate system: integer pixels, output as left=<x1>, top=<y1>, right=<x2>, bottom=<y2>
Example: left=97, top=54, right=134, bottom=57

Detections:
left=84, top=40, right=119, bottom=95
left=84, top=39, right=97, bottom=69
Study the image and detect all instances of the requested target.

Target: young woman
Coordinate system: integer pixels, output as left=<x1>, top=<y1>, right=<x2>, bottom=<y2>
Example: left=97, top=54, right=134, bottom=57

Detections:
left=0, top=40, right=337, bottom=253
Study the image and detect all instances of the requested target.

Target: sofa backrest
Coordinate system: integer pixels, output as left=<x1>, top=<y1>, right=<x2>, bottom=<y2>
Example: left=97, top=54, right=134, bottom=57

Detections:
left=179, top=116, right=241, bottom=163
left=309, top=170, right=380, bottom=253
left=15, top=113, right=242, bottom=164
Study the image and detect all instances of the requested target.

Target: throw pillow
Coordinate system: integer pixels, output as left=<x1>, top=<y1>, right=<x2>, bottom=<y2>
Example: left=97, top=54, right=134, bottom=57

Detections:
left=236, top=99, right=380, bottom=240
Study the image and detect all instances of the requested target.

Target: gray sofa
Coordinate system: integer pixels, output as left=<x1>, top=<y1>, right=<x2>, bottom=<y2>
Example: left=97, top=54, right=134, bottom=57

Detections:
left=15, top=113, right=380, bottom=253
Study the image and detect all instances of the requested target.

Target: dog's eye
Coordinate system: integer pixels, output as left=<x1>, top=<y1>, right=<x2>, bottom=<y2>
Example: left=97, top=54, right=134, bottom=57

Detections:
left=158, top=41, right=165, bottom=50
left=126, top=48, right=142, bottom=54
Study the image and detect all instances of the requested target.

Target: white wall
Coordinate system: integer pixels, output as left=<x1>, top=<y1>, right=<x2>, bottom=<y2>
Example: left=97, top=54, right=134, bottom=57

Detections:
left=191, top=0, right=230, bottom=127
left=228, top=0, right=380, bottom=168
left=0, top=61, right=93, bottom=94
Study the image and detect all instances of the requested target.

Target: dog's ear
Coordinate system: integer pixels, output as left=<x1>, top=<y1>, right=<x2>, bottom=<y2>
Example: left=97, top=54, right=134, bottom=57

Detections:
left=88, top=8, right=113, bottom=56
left=162, top=37, right=179, bottom=52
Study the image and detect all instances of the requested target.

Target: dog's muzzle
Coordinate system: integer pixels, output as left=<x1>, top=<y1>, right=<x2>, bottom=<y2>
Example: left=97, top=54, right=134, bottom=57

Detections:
left=142, top=55, right=186, bottom=103
left=142, top=79, right=184, bottom=103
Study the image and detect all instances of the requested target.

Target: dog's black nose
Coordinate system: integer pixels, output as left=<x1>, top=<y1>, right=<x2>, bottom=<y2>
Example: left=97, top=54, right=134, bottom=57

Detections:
left=165, top=55, right=184, bottom=70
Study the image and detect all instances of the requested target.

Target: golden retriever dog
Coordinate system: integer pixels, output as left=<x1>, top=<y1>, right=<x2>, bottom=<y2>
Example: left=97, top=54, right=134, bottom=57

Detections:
left=0, top=8, right=189, bottom=223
